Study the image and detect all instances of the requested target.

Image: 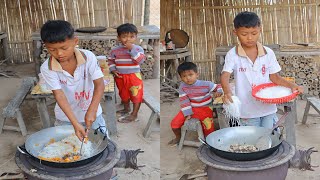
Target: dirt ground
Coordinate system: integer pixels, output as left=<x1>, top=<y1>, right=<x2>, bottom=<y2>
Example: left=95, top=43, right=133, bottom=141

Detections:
left=0, top=63, right=160, bottom=180
left=160, top=98, right=320, bottom=180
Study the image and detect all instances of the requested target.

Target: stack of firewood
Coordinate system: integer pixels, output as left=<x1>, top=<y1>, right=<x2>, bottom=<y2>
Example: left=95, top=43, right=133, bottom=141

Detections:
left=277, top=55, right=320, bottom=97
left=139, top=40, right=155, bottom=79
left=160, top=82, right=178, bottom=103
left=39, top=40, right=155, bottom=79
left=79, top=40, right=116, bottom=56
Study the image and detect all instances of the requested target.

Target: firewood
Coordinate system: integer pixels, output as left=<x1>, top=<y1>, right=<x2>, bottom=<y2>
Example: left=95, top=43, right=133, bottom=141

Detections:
left=290, top=147, right=318, bottom=171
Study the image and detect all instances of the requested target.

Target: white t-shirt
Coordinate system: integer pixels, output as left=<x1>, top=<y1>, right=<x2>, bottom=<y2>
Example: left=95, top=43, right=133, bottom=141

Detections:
left=222, top=42, right=281, bottom=118
left=40, top=48, right=104, bottom=123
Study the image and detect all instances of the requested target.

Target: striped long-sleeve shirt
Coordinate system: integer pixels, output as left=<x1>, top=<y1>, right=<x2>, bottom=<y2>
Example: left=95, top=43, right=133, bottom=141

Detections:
left=108, top=44, right=145, bottom=74
left=179, top=80, right=221, bottom=116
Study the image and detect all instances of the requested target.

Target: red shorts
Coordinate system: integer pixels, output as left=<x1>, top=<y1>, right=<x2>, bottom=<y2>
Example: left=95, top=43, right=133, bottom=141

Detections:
left=115, top=73, right=143, bottom=103
left=170, top=106, right=215, bottom=137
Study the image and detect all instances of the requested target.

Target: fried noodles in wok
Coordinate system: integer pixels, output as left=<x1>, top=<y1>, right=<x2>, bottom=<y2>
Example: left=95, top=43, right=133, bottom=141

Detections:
left=38, top=134, right=93, bottom=163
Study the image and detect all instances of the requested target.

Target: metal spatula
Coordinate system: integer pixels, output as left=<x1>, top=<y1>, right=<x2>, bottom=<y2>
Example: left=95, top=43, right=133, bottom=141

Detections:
left=255, top=112, right=288, bottom=150
left=79, top=128, right=88, bottom=156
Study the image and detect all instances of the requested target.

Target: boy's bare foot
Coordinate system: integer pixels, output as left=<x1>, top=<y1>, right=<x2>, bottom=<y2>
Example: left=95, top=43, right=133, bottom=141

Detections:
left=110, top=169, right=117, bottom=180
left=168, top=138, right=180, bottom=147
left=117, top=114, right=139, bottom=123
left=116, top=109, right=131, bottom=113
left=116, top=109, right=130, bottom=117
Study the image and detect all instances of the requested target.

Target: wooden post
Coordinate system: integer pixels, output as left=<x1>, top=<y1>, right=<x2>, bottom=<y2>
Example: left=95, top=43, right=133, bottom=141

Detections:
left=0, top=115, right=5, bottom=134
left=178, top=125, right=187, bottom=150
left=302, top=100, right=311, bottom=124
left=142, top=111, right=157, bottom=138
left=143, top=0, right=150, bottom=25
left=293, top=100, right=298, bottom=124
left=15, top=109, right=27, bottom=136
left=2, top=34, right=10, bottom=63
left=215, top=55, right=225, bottom=83
left=142, top=88, right=160, bottom=137
left=185, top=54, right=192, bottom=62
left=36, top=98, right=51, bottom=128
left=152, top=39, right=160, bottom=79
left=284, top=104, right=296, bottom=147
left=172, top=59, right=179, bottom=83
left=105, top=93, right=117, bottom=136
left=33, top=40, right=42, bottom=78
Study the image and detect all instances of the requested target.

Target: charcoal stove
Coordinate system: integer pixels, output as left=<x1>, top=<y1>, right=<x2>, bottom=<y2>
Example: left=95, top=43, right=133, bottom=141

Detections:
left=197, top=141, right=295, bottom=180
left=16, top=140, right=120, bottom=180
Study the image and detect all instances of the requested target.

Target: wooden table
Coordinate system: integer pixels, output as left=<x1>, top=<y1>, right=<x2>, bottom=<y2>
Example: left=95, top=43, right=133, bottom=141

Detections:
left=213, top=97, right=298, bottom=147
left=31, top=74, right=118, bottom=136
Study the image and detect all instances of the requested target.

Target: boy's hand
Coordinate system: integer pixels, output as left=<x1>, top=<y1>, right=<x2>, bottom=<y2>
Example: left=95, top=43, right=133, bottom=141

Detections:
left=291, top=85, right=304, bottom=94
left=222, top=93, right=233, bottom=104
left=213, top=92, right=223, bottom=98
left=73, top=122, right=87, bottom=141
left=185, top=115, right=191, bottom=121
left=123, top=42, right=134, bottom=50
left=85, top=110, right=96, bottom=130
left=111, top=70, right=122, bottom=78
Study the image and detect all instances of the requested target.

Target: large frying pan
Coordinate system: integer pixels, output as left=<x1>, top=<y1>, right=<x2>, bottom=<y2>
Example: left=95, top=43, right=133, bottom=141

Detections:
left=17, top=125, right=108, bottom=168
left=200, top=126, right=283, bottom=161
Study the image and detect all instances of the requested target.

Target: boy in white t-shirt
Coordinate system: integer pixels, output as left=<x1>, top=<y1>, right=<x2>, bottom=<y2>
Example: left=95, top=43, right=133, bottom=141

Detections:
left=40, top=20, right=107, bottom=141
left=221, top=11, right=303, bottom=128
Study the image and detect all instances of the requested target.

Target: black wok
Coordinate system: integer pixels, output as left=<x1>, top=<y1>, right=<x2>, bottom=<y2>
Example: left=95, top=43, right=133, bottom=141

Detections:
left=199, top=126, right=283, bottom=161
left=17, top=125, right=108, bottom=168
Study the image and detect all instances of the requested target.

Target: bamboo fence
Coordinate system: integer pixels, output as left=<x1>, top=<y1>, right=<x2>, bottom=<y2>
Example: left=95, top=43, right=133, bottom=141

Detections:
left=0, top=0, right=144, bottom=63
left=161, top=0, right=320, bottom=81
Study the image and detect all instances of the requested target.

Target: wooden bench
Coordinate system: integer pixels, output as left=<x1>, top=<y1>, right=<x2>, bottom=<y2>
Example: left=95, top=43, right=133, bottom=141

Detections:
left=0, top=77, right=36, bottom=136
left=142, top=89, right=160, bottom=138
left=302, top=96, right=320, bottom=124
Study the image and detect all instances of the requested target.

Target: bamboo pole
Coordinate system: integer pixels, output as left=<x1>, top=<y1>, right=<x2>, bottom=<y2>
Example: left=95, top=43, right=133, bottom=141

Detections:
left=308, top=0, right=317, bottom=42
left=50, top=0, right=56, bottom=19
left=90, top=0, right=95, bottom=26
left=105, top=0, right=109, bottom=27
left=316, top=0, right=319, bottom=42
left=299, top=0, right=305, bottom=42
left=124, top=0, right=133, bottom=23
left=144, top=0, right=150, bottom=25
left=61, top=0, right=67, bottom=20
left=74, top=0, right=80, bottom=28
left=85, top=0, right=90, bottom=26
left=39, top=0, right=45, bottom=24
left=132, top=0, right=141, bottom=25
left=4, top=0, right=10, bottom=41
left=92, top=0, right=106, bottom=26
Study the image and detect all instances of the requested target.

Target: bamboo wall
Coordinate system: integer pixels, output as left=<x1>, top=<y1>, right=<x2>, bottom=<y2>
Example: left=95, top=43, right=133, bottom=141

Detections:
left=161, top=0, right=320, bottom=81
left=0, top=0, right=144, bottom=63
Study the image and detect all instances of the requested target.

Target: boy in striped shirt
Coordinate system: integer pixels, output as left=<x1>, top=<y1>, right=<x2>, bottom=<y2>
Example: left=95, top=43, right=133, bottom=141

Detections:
left=108, top=23, right=145, bottom=123
left=168, top=62, right=222, bottom=146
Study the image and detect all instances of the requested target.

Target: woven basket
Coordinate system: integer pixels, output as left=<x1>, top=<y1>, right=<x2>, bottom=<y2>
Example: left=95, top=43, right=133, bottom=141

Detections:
left=164, top=29, right=189, bottom=48
left=252, top=83, right=299, bottom=104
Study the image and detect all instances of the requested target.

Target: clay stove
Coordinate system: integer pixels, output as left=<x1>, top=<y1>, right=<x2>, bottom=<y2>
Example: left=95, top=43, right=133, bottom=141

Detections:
left=16, top=140, right=136, bottom=180
left=197, top=141, right=295, bottom=180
